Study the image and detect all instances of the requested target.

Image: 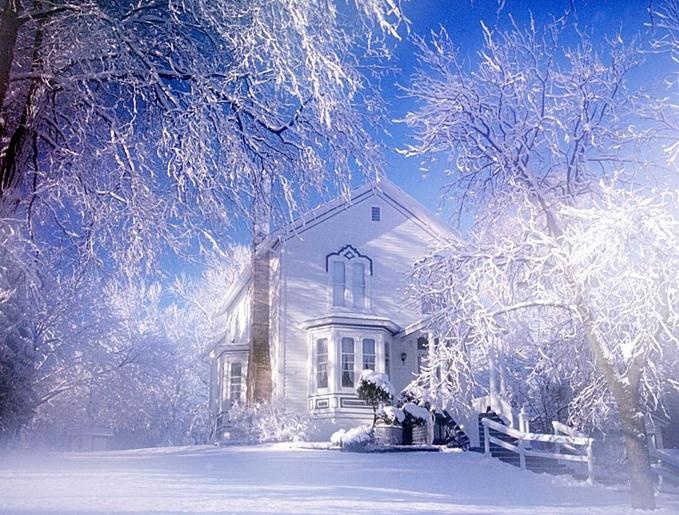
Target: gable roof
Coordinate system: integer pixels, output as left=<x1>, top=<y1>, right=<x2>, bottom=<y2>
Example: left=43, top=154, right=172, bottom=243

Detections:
left=260, top=176, right=453, bottom=251
left=219, top=177, right=455, bottom=315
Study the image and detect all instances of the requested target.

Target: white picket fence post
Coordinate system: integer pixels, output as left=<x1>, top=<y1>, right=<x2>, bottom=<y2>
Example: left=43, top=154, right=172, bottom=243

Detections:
left=553, top=422, right=561, bottom=456
left=518, top=406, right=529, bottom=434
left=518, top=438, right=526, bottom=470
left=586, top=440, right=594, bottom=485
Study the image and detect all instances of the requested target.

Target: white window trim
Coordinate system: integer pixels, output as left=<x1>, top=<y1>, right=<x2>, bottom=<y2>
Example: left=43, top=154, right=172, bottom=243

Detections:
left=229, top=361, right=243, bottom=403
left=314, top=336, right=330, bottom=392
left=219, top=353, right=248, bottom=410
left=309, top=330, right=332, bottom=395
left=337, top=330, right=385, bottom=393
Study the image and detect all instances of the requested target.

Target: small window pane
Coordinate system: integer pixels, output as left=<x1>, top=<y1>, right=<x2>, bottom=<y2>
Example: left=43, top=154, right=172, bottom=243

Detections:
left=363, top=338, right=376, bottom=371
left=316, top=338, right=328, bottom=389
left=384, top=342, right=390, bottom=375
left=352, top=262, right=365, bottom=308
left=341, top=337, right=355, bottom=387
left=371, top=206, right=381, bottom=221
left=332, top=261, right=345, bottom=306
left=333, top=261, right=345, bottom=282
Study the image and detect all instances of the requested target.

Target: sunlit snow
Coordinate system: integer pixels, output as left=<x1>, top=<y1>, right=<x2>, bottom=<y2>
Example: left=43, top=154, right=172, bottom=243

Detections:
left=2, top=444, right=678, bottom=514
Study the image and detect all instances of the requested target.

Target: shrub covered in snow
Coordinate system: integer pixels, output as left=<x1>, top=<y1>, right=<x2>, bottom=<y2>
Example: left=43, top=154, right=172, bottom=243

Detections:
left=330, top=428, right=346, bottom=447
left=226, top=401, right=315, bottom=443
left=402, top=402, right=430, bottom=426
left=356, top=370, right=395, bottom=426
left=331, top=425, right=374, bottom=451
left=376, top=405, right=406, bottom=426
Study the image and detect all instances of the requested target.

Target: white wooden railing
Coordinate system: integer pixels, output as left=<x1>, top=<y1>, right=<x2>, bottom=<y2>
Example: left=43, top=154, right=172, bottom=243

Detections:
left=552, top=421, right=588, bottom=454
left=481, top=417, right=595, bottom=484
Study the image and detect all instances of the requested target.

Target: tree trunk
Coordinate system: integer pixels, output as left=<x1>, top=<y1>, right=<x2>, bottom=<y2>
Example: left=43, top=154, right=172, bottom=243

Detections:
left=580, top=313, right=656, bottom=510
left=540, top=202, right=656, bottom=510
left=619, top=399, right=656, bottom=510
left=0, top=0, right=21, bottom=199
left=0, top=0, right=20, bottom=113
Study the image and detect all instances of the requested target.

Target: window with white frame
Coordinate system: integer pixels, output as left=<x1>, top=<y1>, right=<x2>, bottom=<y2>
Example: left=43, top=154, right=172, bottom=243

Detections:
left=352, top=262, right=366, bottom=309
left=362, top=338, right=376, bottom=370
left=310, top=331, right=391, bottom=395
left=341, top=337, right=355, bottom=387
left=327, top=245, right=372, bottom=311
left=220, top=360, right=228, bottom=409
left=332, top=261, right=346, bottom=307
left=316, top=338, right=329, bottom=389
left=229, top=361, right=242, bottom=402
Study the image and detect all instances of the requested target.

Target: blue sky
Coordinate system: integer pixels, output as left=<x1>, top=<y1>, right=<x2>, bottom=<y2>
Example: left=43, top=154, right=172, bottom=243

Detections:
left=166, top=1, right=660, bottom=279
left=382, top=0, right=656, bottom=221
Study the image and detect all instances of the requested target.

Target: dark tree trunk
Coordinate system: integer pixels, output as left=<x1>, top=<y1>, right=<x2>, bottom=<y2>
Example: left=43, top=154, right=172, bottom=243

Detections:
left=0, top=0, right=21, bottom=199
left=0, top=0, right=20, bottom=112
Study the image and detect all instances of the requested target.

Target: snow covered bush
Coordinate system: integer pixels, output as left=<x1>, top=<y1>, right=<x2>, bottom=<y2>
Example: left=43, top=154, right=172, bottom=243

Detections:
left=226, top=402, right=315, bottom=444
left=403, top=402, right=431, bottom=427
left=330, top=428, right=346, bottom=447
left=331, top=425, right=375, bottom=451
left=376, top=406, right=406, bottom=426
left=356, top=370, right=396, bottom=426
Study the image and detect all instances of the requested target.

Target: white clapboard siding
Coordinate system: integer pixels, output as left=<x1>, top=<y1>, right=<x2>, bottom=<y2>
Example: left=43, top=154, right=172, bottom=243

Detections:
left=278, top=185, right=446, bottom=414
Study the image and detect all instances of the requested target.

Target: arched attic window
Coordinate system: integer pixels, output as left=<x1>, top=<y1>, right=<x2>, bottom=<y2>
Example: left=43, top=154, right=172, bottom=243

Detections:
left=326, top=245, right=373, bottom=310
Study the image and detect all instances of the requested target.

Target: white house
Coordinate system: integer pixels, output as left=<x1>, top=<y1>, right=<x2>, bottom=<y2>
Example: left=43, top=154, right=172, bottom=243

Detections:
left=208, top=178, right=454, bottom=439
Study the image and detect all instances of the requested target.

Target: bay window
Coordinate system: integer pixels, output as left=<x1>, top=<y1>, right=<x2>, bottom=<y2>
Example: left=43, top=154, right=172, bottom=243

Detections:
left=310, top=328, right=391, bottom=397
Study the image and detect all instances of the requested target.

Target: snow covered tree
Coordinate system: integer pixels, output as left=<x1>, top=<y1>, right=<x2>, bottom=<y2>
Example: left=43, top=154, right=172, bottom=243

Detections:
left=402, top=14, right=678, bottom=509
left=356, top=369, right=395, bottom=427
left=0, top=0, right=404, bottom=440
left=649, top=0, right=679, bottom=167
left=0, top=0, right=404, bottom=274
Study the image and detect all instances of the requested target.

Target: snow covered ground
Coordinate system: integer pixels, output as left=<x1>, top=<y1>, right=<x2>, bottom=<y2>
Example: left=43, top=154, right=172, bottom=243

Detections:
left=1, top=444, right=678, bottom=514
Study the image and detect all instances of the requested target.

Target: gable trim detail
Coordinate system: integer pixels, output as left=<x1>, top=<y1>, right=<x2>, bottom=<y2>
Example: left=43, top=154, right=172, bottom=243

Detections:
left=325, top=244, right=373, bottom=275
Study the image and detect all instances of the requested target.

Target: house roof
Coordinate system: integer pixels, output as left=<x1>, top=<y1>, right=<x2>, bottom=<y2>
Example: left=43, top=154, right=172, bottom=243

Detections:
left=218, top=176, right=456, bottom=318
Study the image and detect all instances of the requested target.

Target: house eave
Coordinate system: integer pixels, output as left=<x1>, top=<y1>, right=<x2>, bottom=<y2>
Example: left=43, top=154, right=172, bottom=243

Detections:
left=301, top=314, right=401, bottom=334
left=395, top=317, right=432, bottom=339
left=211, top=342, right=250, bottom=359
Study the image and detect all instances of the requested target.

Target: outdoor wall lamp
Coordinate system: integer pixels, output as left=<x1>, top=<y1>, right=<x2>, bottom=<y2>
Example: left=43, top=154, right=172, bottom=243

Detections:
left=400, top=352, right=407, bottom=365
